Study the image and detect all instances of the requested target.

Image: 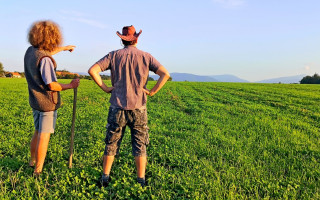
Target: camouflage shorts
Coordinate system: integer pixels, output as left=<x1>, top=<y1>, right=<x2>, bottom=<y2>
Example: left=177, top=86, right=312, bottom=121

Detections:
left=104, top=106, right=149, bottom=157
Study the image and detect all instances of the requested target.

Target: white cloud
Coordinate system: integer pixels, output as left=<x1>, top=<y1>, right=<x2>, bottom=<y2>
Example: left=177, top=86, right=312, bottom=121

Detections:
left=304, top=65, right=310, bottom=71
left=59, top=10, right=107, bottom=29
left=213, top=0, right=245, bottom=7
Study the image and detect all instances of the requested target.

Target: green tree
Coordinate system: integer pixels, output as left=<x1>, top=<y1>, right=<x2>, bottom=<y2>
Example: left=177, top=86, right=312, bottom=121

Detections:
left=0, top=62, right=5, bottom=77
left=147, top=76, right=155, bottom=81
left=101, top=75, right=111, bottom=80
left=64, top=74, right=73, bottom=79
left=300, top=73, right=320, bottom=84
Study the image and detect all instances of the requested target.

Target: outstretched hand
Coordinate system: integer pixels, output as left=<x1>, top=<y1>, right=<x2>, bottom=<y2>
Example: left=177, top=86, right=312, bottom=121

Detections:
left=51, top=45, right=76, bottom=55
left=64, top=45, right=76, bottom=52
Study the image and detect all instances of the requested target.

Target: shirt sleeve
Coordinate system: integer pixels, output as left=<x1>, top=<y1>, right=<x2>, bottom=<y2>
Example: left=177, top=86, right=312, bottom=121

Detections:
left=96, top=53, right=112, bottom=71
left=149, top=54, right=162, bottom=73
left=39, top=57, right=57, bottom=85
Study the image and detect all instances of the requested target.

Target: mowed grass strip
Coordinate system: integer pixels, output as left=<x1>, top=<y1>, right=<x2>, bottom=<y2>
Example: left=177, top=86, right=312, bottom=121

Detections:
left=0, top=78, right=319, bottom=199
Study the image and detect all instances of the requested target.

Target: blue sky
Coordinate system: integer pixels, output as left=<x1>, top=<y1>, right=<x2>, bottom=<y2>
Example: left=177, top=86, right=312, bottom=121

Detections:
left=1, top=0, right=320, bottom=82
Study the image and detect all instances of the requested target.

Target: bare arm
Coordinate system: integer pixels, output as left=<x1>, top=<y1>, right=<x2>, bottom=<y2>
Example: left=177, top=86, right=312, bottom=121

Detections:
left=48, top=79, right=80, bottom=91
left=88, top=64, right=113, bottom=93
left=50, top=45, right=76, bottom=55
left=144, top=66, right=170, bottom=96
left=44, top=45, right=78, bottom=91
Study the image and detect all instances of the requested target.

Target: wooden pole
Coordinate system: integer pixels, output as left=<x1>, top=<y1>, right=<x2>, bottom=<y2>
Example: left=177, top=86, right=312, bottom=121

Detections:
left=68, top=87, right=77, bottom=168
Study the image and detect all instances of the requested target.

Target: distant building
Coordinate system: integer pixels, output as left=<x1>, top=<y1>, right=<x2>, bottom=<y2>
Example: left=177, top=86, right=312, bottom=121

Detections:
left=6, top=72, right=21, bottom=78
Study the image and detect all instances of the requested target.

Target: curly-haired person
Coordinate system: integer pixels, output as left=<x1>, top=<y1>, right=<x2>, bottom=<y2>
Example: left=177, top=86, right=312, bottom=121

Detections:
left=24, top=20, right=80, bottom=175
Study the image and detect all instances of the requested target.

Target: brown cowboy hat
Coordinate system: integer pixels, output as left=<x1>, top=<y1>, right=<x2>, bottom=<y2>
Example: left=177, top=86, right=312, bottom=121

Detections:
left=116, top=25, right=142, bottom=41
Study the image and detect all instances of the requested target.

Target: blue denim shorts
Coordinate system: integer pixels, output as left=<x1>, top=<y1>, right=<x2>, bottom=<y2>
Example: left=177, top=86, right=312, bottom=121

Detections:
left=104, top=106, right=149, bottom=157
left=32, top=109, right=57, bottom=133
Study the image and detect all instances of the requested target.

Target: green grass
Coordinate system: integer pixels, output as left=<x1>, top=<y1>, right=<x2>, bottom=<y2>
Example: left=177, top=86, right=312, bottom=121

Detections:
left=0, top=78, right=319, bottom=199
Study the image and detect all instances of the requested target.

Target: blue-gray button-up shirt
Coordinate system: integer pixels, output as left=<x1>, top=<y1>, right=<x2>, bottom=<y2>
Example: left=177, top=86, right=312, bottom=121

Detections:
left=96, top=45, right=161, bottom=110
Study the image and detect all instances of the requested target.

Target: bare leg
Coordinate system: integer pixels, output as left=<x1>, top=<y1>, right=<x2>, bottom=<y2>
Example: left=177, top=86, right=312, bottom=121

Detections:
left=34, top=133, right=51, bottom=174
left=135, top=156, right=147, bottom=178
left=103, top=155, right=115, bottom=175
left=29, top=130, right=39, bottom=166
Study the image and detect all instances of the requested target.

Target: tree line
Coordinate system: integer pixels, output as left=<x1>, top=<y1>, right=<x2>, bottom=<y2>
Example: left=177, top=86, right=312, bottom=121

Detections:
left=0, top=62, right=5, bottom=77
left=0, top=61, right=316, bottom=83
left=300, top=73, right=320, bottom=84
left=0, top=63, right=157, bottom=80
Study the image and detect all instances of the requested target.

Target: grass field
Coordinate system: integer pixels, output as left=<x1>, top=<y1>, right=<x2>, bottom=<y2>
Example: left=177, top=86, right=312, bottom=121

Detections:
left=0, top=78, right=319, bottom=199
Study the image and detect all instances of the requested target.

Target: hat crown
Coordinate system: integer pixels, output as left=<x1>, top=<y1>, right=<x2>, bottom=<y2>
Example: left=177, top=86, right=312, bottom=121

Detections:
left=116, top=25, right=142, bottom=41
left=122, top=26, right=136, bottom=36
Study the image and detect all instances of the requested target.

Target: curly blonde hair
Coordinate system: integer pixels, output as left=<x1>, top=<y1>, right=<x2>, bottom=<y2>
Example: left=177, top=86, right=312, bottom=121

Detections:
left=28, top=20, right=63, bottom=52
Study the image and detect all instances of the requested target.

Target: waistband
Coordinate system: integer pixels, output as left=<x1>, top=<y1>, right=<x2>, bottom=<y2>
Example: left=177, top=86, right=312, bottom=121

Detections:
left=110, top=105, right=146, bottom=110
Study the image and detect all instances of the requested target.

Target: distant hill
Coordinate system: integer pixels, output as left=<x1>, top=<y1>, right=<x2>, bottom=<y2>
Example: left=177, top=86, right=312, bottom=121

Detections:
left=210, top=74, right=249, bottom=82
left=76, top=72, right=89, bottom=76
left=256, top=74, right=306, bottom=84
left=150, top=72, right=248, bottom=82
left=150, top=72, right=218, bottom=82
left=76, top=71, right=306, bottom=84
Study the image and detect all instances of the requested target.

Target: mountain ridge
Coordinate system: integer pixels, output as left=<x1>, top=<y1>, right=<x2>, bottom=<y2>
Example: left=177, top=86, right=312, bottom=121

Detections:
left=256, top=74, right=306, bottom=84
left=76, top=71, right=307, bottom=83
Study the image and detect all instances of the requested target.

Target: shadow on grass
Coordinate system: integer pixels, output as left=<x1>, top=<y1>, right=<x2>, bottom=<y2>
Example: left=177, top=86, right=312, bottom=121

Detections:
left=0, top=156, right=25, bottom=171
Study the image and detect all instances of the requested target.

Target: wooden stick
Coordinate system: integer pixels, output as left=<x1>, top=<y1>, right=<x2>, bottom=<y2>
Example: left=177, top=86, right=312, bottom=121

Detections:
left=68, top=87, right=77, bottom=168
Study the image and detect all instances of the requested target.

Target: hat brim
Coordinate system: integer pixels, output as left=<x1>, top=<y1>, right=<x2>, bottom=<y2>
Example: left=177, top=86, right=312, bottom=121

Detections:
left=116, top=30, right=142, bottom=41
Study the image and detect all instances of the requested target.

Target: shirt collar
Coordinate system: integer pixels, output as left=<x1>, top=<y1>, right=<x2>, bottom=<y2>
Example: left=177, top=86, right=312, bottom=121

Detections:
left=124, top=45, right=137, bottom=49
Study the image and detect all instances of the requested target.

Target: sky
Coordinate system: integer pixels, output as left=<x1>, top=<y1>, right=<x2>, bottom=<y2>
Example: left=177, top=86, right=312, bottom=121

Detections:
left=1, top=0, right=320, bottom=82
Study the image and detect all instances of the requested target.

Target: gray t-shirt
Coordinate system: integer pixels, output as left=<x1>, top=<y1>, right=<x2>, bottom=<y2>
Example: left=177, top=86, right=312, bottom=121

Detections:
left=39, top=57, right=57, bottom=85
left=96, top=45, right=161, bottom=110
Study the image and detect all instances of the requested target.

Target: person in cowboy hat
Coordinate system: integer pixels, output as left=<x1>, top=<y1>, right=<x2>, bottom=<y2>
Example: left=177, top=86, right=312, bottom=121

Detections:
left=88, top=25, right=170, bottom=187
